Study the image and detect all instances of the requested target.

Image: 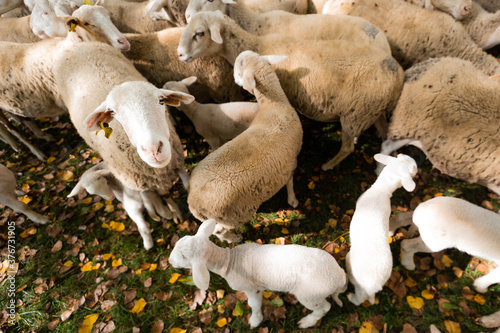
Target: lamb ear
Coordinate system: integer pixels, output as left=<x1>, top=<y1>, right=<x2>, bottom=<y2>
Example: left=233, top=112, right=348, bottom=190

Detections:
left=159, top=90, right=195, bottom=106
left=83, top=101, right=114, bottom=131
left=196, top=219, right=217, bottom=238
left=65, top=16, right=80, bottom=32
left=374, top=153, right=395, bottom=166
left=192, top=259, right=210, bottom=290
left=67, top=183, right=86, bottom=198
left=181, top=76, right=198, bottom=87
left=401, top=176, right=416, bottom=192
left=209, top=14, right=224, bottom=44
left=260, top=55, right=288, bottom=65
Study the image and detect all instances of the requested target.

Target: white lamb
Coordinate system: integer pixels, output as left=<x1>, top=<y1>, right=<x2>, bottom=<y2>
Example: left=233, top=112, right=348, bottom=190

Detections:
left=169, top=218, right=347, bottom=329
left=391, top=196, right=500, bottom=293
left=461, top=1, right=500, bottom=49
left=163, top=76, right=259, bottom=150
left=403, top=0, right=472, bottom=19
left=346, top=153, right=418, bottom=305
left=68, top=162, right=179, bottom=250
left=0, top=163, right=49, bottom=224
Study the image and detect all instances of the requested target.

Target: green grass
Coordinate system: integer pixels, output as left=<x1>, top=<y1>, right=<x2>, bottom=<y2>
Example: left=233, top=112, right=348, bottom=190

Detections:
left=0, top=114, right=499, bottom=333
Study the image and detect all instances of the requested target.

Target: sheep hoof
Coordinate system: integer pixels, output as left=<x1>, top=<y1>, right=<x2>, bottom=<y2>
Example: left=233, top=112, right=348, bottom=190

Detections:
left=321, top=163, right=332, bottom=171
left=298, top=315, right=318, bottom=329
left=249, top=314, right=263, bottom=328
left=288, top=197, right=299, bottom=208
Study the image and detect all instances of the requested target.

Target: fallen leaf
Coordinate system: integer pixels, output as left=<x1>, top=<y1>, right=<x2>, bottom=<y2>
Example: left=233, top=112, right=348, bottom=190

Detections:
left=171, top=328, right=186, bottom=333
left=216, top=317, right=227, bottom=327
left=263, top=291, right=273, bottom=299
left=92, top=202, right=104, bottom=211
left=402, top=323, right=418, bottom=333
left=444, top=320, right=461, bottom=333
left=441, top=255, right=453, bottom=267
left=152, top=320, right=164, bottom=333
left=189, top=289, right=206, bottom=311
left=199, top=308, right=213, bottom=325
left=129, top=298, right=147, bottom=314
left=144, top=277, right=152, bottom=288
left=407, top=296, right=424, bottom=309
left=109, top=221, right=125, bottom=231
left=404, top=277, right=417, bottom=288
left=77, top=313, right=98, bottom=333
left=51, top=240, right=63, bottom=252
left=169, top=273, right=181, bottom=284
left=421, top=289, right=434, bottom=300
left=48, top=318, right=60, bottom=330
left=232, top=301, right=244, bottom=317
left=112, top=259, right=122, bottom=267
left=474, top=294, right=486, bottom=305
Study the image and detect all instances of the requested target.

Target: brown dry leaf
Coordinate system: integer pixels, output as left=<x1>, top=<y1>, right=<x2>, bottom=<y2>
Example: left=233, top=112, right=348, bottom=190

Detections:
left=386, top=271, right=407, bottom=299
left=61, top=309, right=74, bottom=322
left=159, top=257, right=169, bottom=270
left=48, top=318, right=60, bottom=330
left=224, top=293, right=239, bottom=310
left=402, top=323, right=418, bottom=333
left=438, top=298, right=454, bottom=316
left=152, top=320, right=164, bottom=333
left=436, top=274, right=450, bottom=288
left=144, top=277, right=152, bottom=288
left=94, top=321, right=116, bottom=333
left=199, top=308, right=213, bottom=325
left=35, top=283, right=49, bottom=295
left=189, top=289, right=207, bottom=311
left=457, top=300, right=471, bottom=316
left=153, top=290, right=172, bottom=301
left=124, top=289, right=137, bottom=306
left=100, top=300, right=116, bottom=312
left=453, top=267, right=463, bottom=278
left=461, top=287, right=474, bottom=300
left=417, top=257, right=433, bottom=271
left=51, top=240, right=63, bottom=252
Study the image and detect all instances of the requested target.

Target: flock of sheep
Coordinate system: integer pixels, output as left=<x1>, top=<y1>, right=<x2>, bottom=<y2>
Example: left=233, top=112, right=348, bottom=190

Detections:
left=0, top=0, right=499, bottom=330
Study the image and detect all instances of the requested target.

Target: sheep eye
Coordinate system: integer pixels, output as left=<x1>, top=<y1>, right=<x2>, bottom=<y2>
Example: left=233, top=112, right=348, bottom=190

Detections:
left=207, top=0, right=214, bottom=2
left=83, top=22, right=90, bottom=26
left=193, top=31, right=204, bottom=40
left=159, top=98, right=165, bottom=105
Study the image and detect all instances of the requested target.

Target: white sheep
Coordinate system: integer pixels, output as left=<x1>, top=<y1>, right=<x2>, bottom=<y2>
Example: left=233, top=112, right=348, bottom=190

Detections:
left=322, top=0, right=500, bottom=75
left=390, top=196, right=500, bottom=293
left=346, top=153, right=417, bottom=305
left=379, top=57, right=500, bottom=195
left=461, top=1, right=500, bottom=49
left=183, top=0, right=392, bottom=55
left=186, top=50, right=302, bottom=243
left=0, top=163, right=49, bottom=224
left=177, top=11, right=404, bottom=170
left=478, top=310, right=500, bottom=330
left=403, top=0, right=472, bottom=19
left=163, top=76, right=259, bottom=150
left=169, top=218, right=347, bottom=329
left=68, top=162, right=180, bottom=250
left=124, top=27, right=245, bottom=103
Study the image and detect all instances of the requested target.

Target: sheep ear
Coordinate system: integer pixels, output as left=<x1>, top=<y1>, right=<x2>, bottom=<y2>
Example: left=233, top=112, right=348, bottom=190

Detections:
left=84, top=101, right=114, bottom=131
left=192, top=259, right=210, bottom=290
left=401, top=176, right=416, bottom=192
left=67, top=183, right=86, bottom=198
left=65, top=17, right=80, bottom=32
left=490, top=73, right=500, bottom=82
left=159, top=90, right=195, bottom=106
left=209, top=15, right=223, bottom=44
left=181, top=76, right=198, bottom=87
left=196, top=219, right=217, bottom=238
left=260, top=55, right=288, bottom=65
left=374, top=153, right=395, bottom=166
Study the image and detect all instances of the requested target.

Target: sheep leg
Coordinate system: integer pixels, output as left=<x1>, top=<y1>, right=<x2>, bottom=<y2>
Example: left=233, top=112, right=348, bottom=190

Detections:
left=473, top=265, right=500, bottom=293
left=373, top=115, right=388, bottom=140
left=286, top=176, right=298, bottom=208
left=295, top=0, right=308, bottom=13
left=296, top=297, right=331, bottom=329
left=345, top=252, right=375, bottom=305
left=245, top=289, right=264, bottom=328
left=0, top=112, right=46, bottom=160
left=165, top=196, right=183, bottom=223
left=478, top=310, right=500, bottom=328
left=487, top=183, right=500, bottom=197
left=389, top=211, right=414, bottom=236
left=141, top=191, right=173, bottom=221
left=179, top=168, right=190, bottom=191
left=400, top=237, right=433, bottom=270
left=10, top=114, right=55, bottom=142
left=321, top=130, right=355, bottom=171
left=0, top=194, right=48, bottom=224
left=213, top=223, right=242, bottom=243
left=0, top=119, right=21, bottom=152
left=122, top=194, right=154, bottom=250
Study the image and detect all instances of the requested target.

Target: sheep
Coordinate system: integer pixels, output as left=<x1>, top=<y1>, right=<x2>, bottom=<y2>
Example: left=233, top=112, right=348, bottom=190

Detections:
left=177, top=11, right=404, bottom=170
left=169, top=218, right=348, bottom=328
left=0, top=163, right=49, bottom=224
left=163, top=76, right=259, bottom=150
left=123, top=27, right=245, bottom=103
left=145, top=0, right=188, bottom=26
left=185, top=50, right=303, bottom=243
left=378, top=57, right=500, bottom=195
left=474, top=0, right=500, bottom=13
left=322, top=0, right=500, bottom=75
left=460, top=1, right=500, bottom=49
left=183, top=0, right=392, bottom=55
left=478, top=310, right=500, bottom=330
left=390, top=196, right=500, bottom=293
left=346, top=153, right=418, bottom=305
left=185, top=0, right=308, bottom=18
left=68, top=162, right=181, bottom=250
left=403, top=0, right=472, bottom=19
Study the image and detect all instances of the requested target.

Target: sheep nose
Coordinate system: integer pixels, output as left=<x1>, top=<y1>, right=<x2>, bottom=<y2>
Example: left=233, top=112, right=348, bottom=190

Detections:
left=117, top=38, right=131, bottom=51
left=463, top=5, right=470, bottom=14
left=178, top=52, right=183, bottom=58
left=141, top=141, right=164, bottom=160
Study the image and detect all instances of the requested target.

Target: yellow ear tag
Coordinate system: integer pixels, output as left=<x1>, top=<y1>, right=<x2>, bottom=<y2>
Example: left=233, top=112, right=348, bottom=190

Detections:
left=69, top=22, right=76, bottom=32
left=83, top=0, right=94, bottom=5
left=95, top=121, right=113, bottom=139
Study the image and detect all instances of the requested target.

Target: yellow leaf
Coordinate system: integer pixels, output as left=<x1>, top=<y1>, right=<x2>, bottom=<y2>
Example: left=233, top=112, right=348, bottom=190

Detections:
left=359, top=321, right=372, bottom=333
left=444, top=320, right=461, bottom=333
left=5, top=161, right=16, bottom=168
left=81, top=262, right=100, bottom=272
left=102, top=222, right=110, bottom=229
left=104, top=205, right=114, bottom=213
left=434, top=193, right=444, bottom=197
left=136, top=269, right=142, bottom=275
left=307, top=181, right=315, bottom=190
left=170, top=329, right=187, bottom=333
left=46, top=156, right=56, bottom=163
left=112, top=259, right=122, bottom=267
left=26, top=180, right=36, bottom=185
left=82, top=197, right=93, bottom=205
left=217, top=290, right=225, bottom=299
left=421, top=289, right=434, bottom=300
left=304, top=198, right=311, bottom=206
left=263, top=291, right=272, bottom=299
left=102, top=253, right=115, bottom=260
left=169, top=273, right=181, bottom=283
left=404, top=277, right=417, bottom=288
left=63, top=261, right=73, bottom=267
left=20, top=227, right=37, bottom=238
left=149, top=264, right=157, bottom=272
left=22, top=183, right=30, bottom=192
left=474, top=294, right=486, bottom=305
left=19, top=196, right=32, bottom=204
left=61, top=170, right=74, bottom=181
left=78, top=314, right=99, bottom=333
left=83, top=0, right=93, bottom=5
left=346, top=209, right=354, bottom=215
left=388, top=236, right=393, bottom=244
left=129, top=298, right=147, bottom=314
left=109, top=221, right=125, bottom=232
left=453, top=267, right=463, bottom=278
left=407, top=296, right=425, bottom=310
left=216, top=317, right=227, bottom=327
left=441, top=254, right=453, bottom=268
left=92, top=202, right=104, bottom=211
left=281, top=227, right=289, bottom=234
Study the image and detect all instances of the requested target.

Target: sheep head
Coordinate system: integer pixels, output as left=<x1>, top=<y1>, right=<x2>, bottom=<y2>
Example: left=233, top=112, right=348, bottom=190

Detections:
left=374, top=154, right=418, bottom=192
left=30, top=0, right=68, bottom=39
left=169, top=219, right=217, bottom=290
left=67, top=163, right=115, bottom=200
left=83, top=81, right=194, bottom=168
left=162, top=76, right=198, bottom=101
left=177, top=11, right=225, bottom=63
left=429, top=0, right=471, bottom=20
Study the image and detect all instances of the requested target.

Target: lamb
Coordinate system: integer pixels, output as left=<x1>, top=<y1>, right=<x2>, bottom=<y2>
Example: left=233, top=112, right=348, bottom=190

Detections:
left=163, top=76, right=259, bottom=150
left=403, top=0, right=471, bottom=19
left=0, top=163, right=49, bottom=224
left=123, top=27, right=245, bottom=103
left=346, top=153, right=418, bottom=305
left=378, top=57, right=500, bottom=195
left=322, top=0, right=500, bottom=75
left=145, top=0, right=188, bottom=26
left=460, top=1, right=500, bottom=49
left=186, top=50, right=302, bottom=242
left=169, top=218, right=347, bottom=328
left=68, top=162, right=180, bottom=250
left=183, top=0, right=391, bottom=55
left=390, top=196, right=500, bottom=293
left=177, top=11, right=404, bottom=170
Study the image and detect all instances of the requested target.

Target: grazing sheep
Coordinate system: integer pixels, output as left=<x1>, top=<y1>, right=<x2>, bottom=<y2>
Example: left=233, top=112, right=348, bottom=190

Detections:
left=68, top=162, right=180, bottom=250
left=124, top=27, right=245, bottom=103
left=163, top=76, right=259, bottom=150
left=187, top=51, right=302, bottom=243
left=169, top=219, right=348, bottom=328
left=461, top=1, right=500, bottom=49
left=403, top=0, right=472, bottom=19
left=474, top=0, right=500, bottom=13
left=177, top=11, right=404, bottom=170
left=183, top=0, right=391, bottom=55
left=0, top=163, right=49, bottom=224
left=391, top=196, right=500, bottom=293
left=322, top=0, right=500, bottom=75
left=145, top=0, right=188, bottom=26
left=346, top=153, right=418, bottom=305
left=379, top=57, right=500, bottom=195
